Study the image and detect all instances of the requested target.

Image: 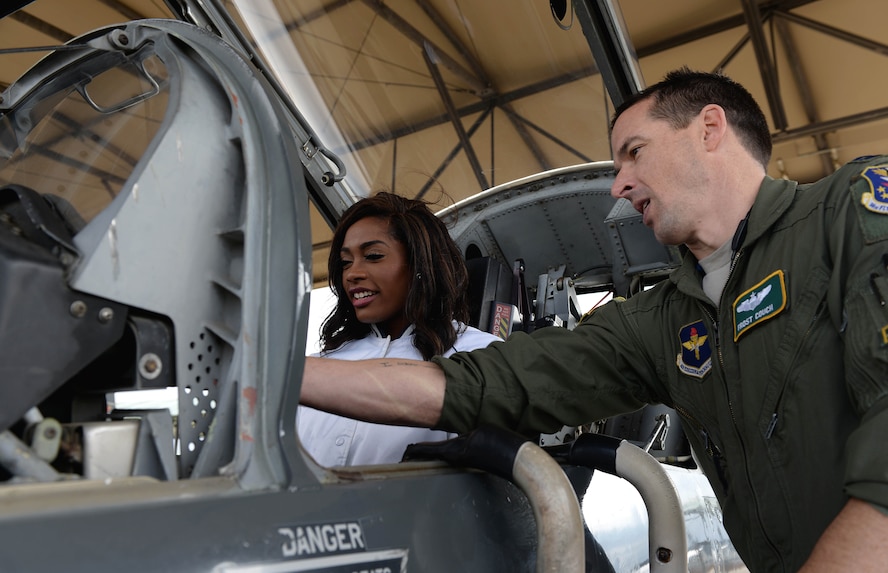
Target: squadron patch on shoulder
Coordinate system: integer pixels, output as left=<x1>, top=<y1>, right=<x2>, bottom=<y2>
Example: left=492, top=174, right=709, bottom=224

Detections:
left=860, top=166, right=888, bottom=215
left=732, top=270, right=787, bottom=341
left=851, top=164, right=888, bottom=243
left=676, top=320, right=712, bottom=379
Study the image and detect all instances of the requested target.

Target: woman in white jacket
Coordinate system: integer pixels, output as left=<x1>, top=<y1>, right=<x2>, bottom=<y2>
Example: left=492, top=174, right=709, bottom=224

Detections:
left=298, top=192, right=499, bottom=466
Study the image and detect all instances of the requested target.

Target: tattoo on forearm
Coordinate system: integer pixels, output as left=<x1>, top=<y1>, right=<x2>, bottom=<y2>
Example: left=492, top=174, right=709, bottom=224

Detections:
left=379, top=361, right=433, bottom=368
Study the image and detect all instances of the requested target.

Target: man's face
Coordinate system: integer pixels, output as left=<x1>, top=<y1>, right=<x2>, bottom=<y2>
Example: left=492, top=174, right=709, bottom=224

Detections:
left=610, top=98, right=709, bottom=246
left=339, top=216, right=411, bottom=338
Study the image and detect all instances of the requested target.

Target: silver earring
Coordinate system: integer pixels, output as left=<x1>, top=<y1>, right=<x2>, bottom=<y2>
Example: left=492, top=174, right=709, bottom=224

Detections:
left=416, top=272, right=422, bottom=280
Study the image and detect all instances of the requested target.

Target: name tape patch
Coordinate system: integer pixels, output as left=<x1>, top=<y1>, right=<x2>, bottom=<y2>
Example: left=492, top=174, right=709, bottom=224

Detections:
left=732, top=270, right=787, bottom=341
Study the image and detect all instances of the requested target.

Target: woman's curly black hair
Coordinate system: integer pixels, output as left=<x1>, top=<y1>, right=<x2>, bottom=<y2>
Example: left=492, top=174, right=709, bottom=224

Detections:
left=320, top=192, right=469, bottom=360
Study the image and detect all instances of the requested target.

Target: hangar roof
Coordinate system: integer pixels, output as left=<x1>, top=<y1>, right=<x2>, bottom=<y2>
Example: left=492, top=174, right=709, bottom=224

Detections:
left=2, top=0, right=886, bottom=286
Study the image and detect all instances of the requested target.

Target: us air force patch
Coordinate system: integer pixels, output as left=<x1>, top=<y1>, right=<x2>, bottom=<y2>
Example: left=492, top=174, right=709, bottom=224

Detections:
left=860, top=166, right=888, bottom=215
left=733, top=270, right=787, bottom=341
left=676, top=320, right=712, bottom=378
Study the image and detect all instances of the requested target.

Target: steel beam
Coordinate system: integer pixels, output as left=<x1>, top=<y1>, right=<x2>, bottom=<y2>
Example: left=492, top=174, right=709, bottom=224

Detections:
left=775, top=17, right=834, bottom=176
left=7, top=10, right=72, bottom=43
left=423, top=43, right=489, bottom=190
left=775, top=10, right=888, bottom=56
left=361, top=0, right=488, bottom=96
left=344, top=67, right=597, bottom=153
left=572, top=0, right=644, bottom=108
left=415, top=106, right=492, bottom=200
left=772, top=106, right=888, bottom=144
left=499, top=107, right=594, bottom=164
left=712, top=34, right=750, bottom=73
left=739, top=0, right=787, bottom=130
left=414, top=0, right=549, bottom=171
left=415, top=0, right=488, bottom=86
left=636, top=0, right=817, bottom=57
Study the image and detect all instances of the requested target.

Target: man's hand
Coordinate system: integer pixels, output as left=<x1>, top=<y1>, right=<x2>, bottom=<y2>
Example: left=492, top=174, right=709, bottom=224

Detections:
left=799, top=498, right=888, bottom=572
left=300, top=356, right=447, bottom=427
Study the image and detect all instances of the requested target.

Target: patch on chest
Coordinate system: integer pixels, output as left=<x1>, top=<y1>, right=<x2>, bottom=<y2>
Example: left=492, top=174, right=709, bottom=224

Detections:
left=676, top=320, right=712, bottom=378
left=732, top=270, right=787, bottom=341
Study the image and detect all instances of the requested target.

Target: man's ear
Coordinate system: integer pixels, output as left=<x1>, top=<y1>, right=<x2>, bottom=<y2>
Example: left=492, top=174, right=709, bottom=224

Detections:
left=700, top=104, right=728, bottom=151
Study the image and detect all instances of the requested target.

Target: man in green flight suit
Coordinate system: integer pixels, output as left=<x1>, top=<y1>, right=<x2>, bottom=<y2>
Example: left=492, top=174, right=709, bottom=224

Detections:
left=301, top=68, right=888, bottom=572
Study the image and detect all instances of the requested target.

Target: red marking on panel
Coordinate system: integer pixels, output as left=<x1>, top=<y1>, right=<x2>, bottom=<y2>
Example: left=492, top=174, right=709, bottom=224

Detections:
left=243, top=387, right=258, bottom=416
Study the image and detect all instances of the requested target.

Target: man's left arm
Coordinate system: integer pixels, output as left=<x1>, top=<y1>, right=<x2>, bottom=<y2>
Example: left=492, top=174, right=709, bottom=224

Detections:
left=799, top=498, right=888, bottom=572
left=816, top=158, right=888, bottom=570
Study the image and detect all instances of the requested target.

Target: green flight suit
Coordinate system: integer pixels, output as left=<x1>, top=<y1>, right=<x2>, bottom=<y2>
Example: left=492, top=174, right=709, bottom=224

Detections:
left=433, top=155, right=888, bottom=572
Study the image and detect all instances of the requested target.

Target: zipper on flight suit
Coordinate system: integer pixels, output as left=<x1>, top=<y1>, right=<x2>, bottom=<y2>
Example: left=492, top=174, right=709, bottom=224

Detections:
left=711, top=245, right=742, bottom=429
left=685, top=240, right=747, bottom=487
left=710, top=245, right=785, bottom=570
left=696, top=300, right=743, bottom=495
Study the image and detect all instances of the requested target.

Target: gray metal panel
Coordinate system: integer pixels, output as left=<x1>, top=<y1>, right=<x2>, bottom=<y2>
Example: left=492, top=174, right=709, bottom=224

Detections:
left=605, top=198, right=681, bottom=295
left=0, top=470, right=543, bottom=572
left=481, top=189, right=614, bottom=282
left=440, top=162, right=677, bottom=293
left=441, top=164, right=617, bottom=285
left=63, top=20, right=310, bottom=486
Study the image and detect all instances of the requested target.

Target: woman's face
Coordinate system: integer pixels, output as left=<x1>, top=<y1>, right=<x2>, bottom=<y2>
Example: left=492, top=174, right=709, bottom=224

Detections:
left=339, top=216, right=411, bottom=338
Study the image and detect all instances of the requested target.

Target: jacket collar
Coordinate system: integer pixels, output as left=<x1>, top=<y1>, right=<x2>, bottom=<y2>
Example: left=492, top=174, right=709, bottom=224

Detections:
left=744, top=176, right=798, bottom=247
left=369, top=323, right=415, bottom=340
left=670, top=176, right=798, bottom=297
